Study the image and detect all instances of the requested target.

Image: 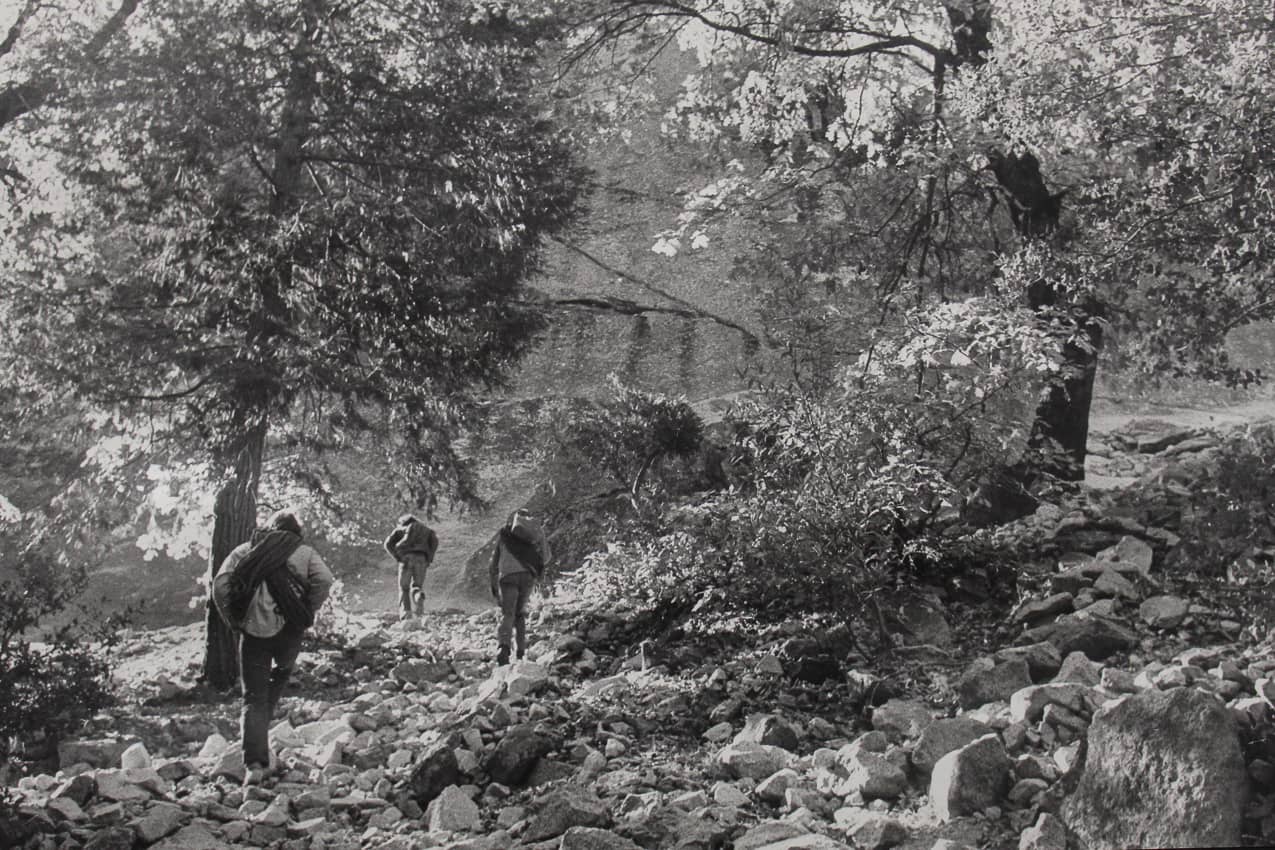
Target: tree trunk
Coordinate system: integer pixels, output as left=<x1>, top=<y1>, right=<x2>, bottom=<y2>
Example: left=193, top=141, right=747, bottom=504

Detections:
left=201, top=418, right=267, bottom=691
left=1025, top=281, right=1104, bottom=481
left=964, top=152, right=1104, bottom=522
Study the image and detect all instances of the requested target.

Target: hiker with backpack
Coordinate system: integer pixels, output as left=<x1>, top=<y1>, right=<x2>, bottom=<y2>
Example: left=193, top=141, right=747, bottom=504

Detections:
left=383, top=514, right=439, bottom=621
left=211, top=509, right=334, bottom=786
left=488, top=508, right=551, bottom=665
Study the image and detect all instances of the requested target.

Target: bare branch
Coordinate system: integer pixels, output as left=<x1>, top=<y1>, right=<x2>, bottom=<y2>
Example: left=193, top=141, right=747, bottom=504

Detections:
left=549, top=235, right=760, bottom=343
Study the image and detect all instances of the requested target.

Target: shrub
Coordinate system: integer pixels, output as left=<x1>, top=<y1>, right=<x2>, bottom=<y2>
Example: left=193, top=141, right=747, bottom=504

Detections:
left=546, top=378, right=704, bottom=505
left=560, top=381, right=1017, bottom=647
left=0, top=536, right=121, bottom=760
left=1168, top=423, right=1275, bottom=577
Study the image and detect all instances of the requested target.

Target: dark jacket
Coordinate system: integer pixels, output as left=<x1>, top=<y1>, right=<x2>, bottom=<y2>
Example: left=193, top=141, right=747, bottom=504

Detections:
left=488, top=524, right=552, bottom=595
left=385, top=519, right=438, bottom=562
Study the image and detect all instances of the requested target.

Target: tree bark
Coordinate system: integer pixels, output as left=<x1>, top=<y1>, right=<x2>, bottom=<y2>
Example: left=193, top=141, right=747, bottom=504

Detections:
left=1025, top=281, right=1104, bottom=481
left=201, top=417, right=267, bottom=690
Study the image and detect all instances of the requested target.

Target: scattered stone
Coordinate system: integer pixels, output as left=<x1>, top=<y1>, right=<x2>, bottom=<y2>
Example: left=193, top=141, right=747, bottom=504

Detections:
left=930, top=734, right=1010, bottom=822
left=58, top=738, right=131, bottom=770
left=559, top=827, right=643, bottom=850
left=1009, top=683, right=1093, bottom=724
left=427, top=784, right=481, bottom=833
left=1018, top=813, right=1067, bottom=850
left=149, top=824, right=224, bottom=850
left=120, top=741, right=151, bottom=770
left=1010, top=593, right=1074, bottom=626
left=522, top=787, right=610, bottom=843
left=816, top=739, right=908, bottom=800
left=83, top=826, right=134, bottom=850
left=717, top=742, right=795, bottom=781
left=994, top=643, right=1063, bottom=682
left=734, top=822, right=811, bottom=850
left=911, top=718, right=993, bottom=776
left=1097, top=536, right=1155, bottom=577
left=834, top=809, right=908, bottom=849
left=409, top=739, right=462, bottom=805
left=735, top=713, right=800, bottom=751
left=131, top=802, right=186, bottom=843
left=391, top=658, right=453, bottom=685
left=1092, top=569, right=1139, bottom=601
left=485, top=724, right=556, bottom=787
left=871, top=699, right=933, bottom=741
left=1051, top=651, right=1103, bottom=686
left=755, top=768, right=800, bottom=804
left=1139, top=595, right=1190, bottom=629
left=958, top=657, right=1032, bottom=709
left=1020, top=612, right=1136, bottom=660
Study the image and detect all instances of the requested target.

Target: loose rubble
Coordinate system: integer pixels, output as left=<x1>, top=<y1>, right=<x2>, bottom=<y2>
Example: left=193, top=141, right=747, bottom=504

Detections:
left=6, top=418, right=1275, bottom=849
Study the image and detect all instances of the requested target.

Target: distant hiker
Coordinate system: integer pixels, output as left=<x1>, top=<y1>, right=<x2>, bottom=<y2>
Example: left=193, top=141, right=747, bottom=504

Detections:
left=211, top=509, right=333, bottom=786
left=384, top=513, right=439, bottom=621
left=488, top=508, right=551, bottom=665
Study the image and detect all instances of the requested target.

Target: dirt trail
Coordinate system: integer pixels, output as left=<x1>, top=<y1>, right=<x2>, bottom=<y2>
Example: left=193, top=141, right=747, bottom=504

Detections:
left=1089, top=395, right=1275, bottom=436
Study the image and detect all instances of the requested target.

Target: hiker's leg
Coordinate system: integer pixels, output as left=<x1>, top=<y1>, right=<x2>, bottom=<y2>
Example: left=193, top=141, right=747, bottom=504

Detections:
left=239, top=633, right=272, bottom=767
left=408, top=553, right=428, bottom=615
left=513, top=573, right=531, bottom=660
left=266, top=627, right=303, bottom=719
left=397, top=561, right=413, bottom=618
left=497, top=577, right=519, bottom=662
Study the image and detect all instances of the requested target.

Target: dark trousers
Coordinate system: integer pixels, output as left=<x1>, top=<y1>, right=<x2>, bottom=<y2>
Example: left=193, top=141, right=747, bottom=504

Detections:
left=497, top=571, right=533, bottom=658
left=398, top=553, right=429, bottom=617
left=239, top=626, right=303, bottom=767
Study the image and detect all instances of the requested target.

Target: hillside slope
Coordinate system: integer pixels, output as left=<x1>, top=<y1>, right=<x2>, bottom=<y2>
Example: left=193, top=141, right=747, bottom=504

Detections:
left=6, top=413, right=1275, bottom=848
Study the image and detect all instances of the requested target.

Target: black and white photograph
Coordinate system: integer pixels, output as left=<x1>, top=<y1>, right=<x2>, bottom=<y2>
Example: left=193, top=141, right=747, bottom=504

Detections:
left=1, top=0, right=1272, bottom=847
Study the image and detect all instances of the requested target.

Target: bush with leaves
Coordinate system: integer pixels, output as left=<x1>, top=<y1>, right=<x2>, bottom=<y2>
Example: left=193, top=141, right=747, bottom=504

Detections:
left=561, top=369, right=1023, bottom=646
left=0, top=532, right=122, bottom=762
left=544, top=379, right=705, bottom=505
left=1165, top=424, right=1275, bottom=578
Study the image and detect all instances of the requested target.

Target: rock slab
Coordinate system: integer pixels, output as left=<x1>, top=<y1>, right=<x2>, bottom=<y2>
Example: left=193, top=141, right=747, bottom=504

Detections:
left=1062, top=688, right=1247, bottom=849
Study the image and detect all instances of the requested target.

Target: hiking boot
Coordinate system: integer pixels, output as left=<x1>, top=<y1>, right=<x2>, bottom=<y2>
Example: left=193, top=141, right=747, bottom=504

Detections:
left=243, top=765, right=267, bottom=787
left=496, top=646, right=510, bottom=666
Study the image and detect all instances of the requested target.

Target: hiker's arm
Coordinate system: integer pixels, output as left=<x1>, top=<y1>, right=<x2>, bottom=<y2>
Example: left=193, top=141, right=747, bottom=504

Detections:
left=306, top=550, right=335, bottom=614
left=488, top=542, right=501, bottom=599
left=211, top=545, right=247, bottom=626
left=383, top=528, right=403, bottom=561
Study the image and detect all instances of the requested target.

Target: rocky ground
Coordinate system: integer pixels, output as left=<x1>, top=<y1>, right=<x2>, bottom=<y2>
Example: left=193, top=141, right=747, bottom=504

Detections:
left=5, top=414, right=1275, bottom=850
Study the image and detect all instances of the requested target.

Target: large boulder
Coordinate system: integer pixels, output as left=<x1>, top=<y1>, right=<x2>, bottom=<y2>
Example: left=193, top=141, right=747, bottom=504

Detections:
left=1062, top=688, right=1247, bottom=849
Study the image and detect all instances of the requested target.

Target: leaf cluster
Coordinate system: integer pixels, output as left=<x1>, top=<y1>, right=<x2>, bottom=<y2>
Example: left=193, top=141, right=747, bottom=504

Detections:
left=3, top=0, right=587, bottom=506
left=560, top=379, right=1016, bottom=643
